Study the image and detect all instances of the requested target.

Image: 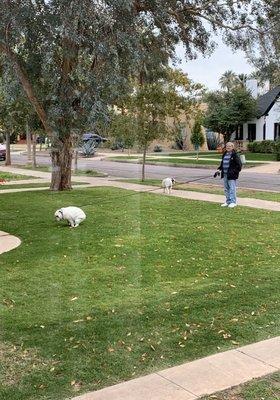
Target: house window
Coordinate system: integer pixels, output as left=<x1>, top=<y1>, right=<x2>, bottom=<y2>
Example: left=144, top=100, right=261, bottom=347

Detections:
left=263, top=123, right=266, bottom=140
left=274, top=123, right=280, bottom=140
left=247, top=124, right=256, bottom=142
left=235, top=125, right=243, bottom=140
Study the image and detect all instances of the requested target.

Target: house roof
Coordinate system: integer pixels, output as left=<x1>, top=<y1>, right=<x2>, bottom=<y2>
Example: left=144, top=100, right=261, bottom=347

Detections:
left=257, top=85, right=280, bottom=118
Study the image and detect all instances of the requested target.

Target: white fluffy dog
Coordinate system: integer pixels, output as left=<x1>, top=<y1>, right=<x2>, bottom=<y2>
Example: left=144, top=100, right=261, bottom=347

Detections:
left=162, top=177, right=175, bottom=194
left=55, top=206, right=86, bottom=228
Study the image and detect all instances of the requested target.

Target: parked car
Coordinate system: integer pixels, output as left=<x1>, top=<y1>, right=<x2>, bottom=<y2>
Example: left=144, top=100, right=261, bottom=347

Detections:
left=82, top=133, right=107, bottom=144
left=0, top=144, right=6, bottom=161
left=79, top=133, right=108, bottom=157
left=36, top=136, right=45, bottom=144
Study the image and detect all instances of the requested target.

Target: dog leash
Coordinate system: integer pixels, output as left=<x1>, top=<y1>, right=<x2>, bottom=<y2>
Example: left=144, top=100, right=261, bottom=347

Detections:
left=79, top=174, right=216, bottom=208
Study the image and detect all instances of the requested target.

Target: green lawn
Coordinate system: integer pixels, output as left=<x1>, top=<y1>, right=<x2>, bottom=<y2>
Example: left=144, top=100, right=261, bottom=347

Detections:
left=150, top=151, right=219, bottom=157
left=0, top=188, right=279, bottom=400
left=149, top=152, right=277, bottom=162
left=108, top=156, right=273, bottom=167
left=146, top=157, right=219, bottom=165
left=0, top=171, right=36, bottom=181
left=72, top=169, right=108, bottom=178
left=201, top=372, right=280, bottom=399
left=118, top=179, right=280, bottom=203
left=15, top=165, right=107, bottom=177
left=108, top=156, right=218, bottom=166
left=14, top=164, right=52, bottom=173
left=0, top=182, right=89, bottom=190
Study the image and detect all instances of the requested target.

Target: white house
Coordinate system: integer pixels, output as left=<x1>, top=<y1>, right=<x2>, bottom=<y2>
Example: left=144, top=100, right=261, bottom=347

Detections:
left=236, top=81, right=280, bottom=142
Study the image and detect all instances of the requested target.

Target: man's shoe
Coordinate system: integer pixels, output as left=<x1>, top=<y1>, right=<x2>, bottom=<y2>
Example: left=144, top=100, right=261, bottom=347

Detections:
left=221, top=203, right=228, bottom=207
left=228, top=203, right=237, bottom=208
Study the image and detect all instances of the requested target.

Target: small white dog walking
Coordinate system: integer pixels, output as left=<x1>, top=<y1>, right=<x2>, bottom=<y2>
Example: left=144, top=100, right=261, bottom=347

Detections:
left=55, top=206, right=86, bottom=228
left=162, top=177, right=175, bottom=194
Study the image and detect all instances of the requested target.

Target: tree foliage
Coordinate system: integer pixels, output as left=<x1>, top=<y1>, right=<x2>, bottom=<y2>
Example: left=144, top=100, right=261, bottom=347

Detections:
left=191, top=116, right=205, bottom=159
left=191, top=119, right=205, bottom=147
left=0, top=0, right=270, bottom=189
left=111, top=68, right=203, bottom=180
left=204, top=87, right=257, bottom=141
left=219, top=71, right=249, bottom=91
left=245, top=0, right=280, bottom=86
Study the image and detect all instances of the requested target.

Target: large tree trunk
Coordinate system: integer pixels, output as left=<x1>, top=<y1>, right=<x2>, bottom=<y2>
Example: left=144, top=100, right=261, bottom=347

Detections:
left=50, top=135, right=73, bottom=191
left=5, top=132, right=11, bottom=166
left=141, top=145, right=147, bottom=181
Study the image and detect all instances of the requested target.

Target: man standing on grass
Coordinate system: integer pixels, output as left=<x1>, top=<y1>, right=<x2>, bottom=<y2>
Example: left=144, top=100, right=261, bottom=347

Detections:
left=216, top=142, right=242, bottom=208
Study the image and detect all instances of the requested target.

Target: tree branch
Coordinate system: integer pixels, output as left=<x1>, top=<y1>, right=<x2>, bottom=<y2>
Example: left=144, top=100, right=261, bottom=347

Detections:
left=196, top=13, right=266, bottom=34
left=0, top=41, right=53, bottom=138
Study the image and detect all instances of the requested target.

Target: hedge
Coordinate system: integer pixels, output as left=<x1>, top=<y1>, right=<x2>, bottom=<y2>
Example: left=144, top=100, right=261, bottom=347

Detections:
left=247, top=140, right=280, bottom=154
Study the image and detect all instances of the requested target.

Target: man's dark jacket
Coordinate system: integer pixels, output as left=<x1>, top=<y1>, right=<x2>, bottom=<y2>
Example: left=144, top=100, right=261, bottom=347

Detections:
left=218, top=150, right=242, bottom=180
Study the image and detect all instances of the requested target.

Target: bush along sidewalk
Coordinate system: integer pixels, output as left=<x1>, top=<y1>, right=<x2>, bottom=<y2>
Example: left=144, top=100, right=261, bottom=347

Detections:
left=247, top=139, right=280, bottom=158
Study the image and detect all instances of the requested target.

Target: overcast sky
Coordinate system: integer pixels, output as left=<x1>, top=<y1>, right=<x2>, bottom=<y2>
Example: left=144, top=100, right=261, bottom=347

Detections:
left=175, top=37, right=254, bottom=91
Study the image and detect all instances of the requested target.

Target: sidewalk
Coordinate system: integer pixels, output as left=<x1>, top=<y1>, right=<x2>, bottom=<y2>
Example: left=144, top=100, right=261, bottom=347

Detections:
left=71, top=337, right=280, bottom=400
left=242, top=161, right=280, bottom=174
left=0, top=166, right=280, bottom=212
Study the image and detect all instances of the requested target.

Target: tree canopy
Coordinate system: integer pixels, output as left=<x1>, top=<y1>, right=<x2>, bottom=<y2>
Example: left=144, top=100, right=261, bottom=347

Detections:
left=245, top=0, right=279, bottom=86
left=204, top=87, right=257, bottom=141
left=0, top=0, right=272, bottom=189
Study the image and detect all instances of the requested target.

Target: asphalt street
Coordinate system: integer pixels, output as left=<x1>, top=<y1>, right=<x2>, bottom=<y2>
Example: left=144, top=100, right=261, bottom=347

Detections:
left=7, top=152, right=280, bottom=192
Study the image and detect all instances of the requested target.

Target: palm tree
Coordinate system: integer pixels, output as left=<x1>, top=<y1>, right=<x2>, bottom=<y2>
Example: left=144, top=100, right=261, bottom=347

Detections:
left=237, top=74, right=248, bottom=87
left=219, top=70, right=238, bottom=92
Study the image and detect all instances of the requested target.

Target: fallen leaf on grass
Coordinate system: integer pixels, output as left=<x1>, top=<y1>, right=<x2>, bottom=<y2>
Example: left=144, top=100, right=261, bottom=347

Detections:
left=223, top=333, right=231, bottom=339
left=70, top=380, right=82, bottom=391
left=108, top=347, right=115, bottom=353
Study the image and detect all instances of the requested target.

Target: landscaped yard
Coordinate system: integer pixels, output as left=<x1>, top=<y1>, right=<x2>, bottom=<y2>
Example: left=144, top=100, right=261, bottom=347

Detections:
left=0, top=188, right=279, bottom=400
left=201, top=371, right=280, bottom=399
left=118, top=179, right=280, bottom=203
left=15, top=165, right=108, bottom=177
left=0, top=182, right=89, bottom=190
left=108, top=152, right=278, bottom=167
left=0, top=171, right=36, bottom=181
left=149, top=152, right=277, bottom=162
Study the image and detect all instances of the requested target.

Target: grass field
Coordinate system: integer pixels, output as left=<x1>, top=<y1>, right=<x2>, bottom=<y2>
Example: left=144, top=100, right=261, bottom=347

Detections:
left=202, top=372, right=280, bottom=399
left=0, top=171, right=36, bottom=181
left=0, top=188, right=279, bottom=400
left=117, top=179, right=280, bottom=203
left=150, top=152, right=277, bottom=162
left=15, top=165, right=107, bottom=177
left=108, top=153, right=277, bottom=167
left=0, top=182, right=89, bottom=190
left=108, top=156, right=219, bottom=166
